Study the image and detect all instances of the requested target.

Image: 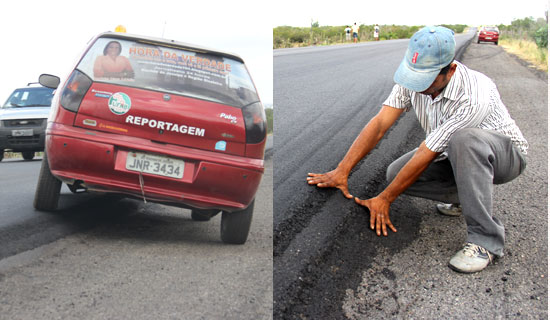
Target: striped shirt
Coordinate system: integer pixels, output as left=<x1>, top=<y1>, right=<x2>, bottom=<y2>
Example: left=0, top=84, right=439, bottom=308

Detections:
left=383, top=61, right=528, bottom=155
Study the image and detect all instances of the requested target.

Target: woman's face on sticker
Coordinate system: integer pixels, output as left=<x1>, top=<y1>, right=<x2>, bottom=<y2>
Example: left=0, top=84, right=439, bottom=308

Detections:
left=107, top=43, right=121, bottom=56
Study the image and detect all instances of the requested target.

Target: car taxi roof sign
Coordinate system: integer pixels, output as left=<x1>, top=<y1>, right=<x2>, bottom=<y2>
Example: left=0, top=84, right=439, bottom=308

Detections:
left=115, top=25, right=127, bottom=33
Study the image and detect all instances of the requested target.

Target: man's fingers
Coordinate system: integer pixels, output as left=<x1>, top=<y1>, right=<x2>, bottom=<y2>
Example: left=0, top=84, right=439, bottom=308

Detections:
left=388, top=221, right=397, bottom=233
left=307, top=173, right=330, bottom=185
left=306, top=175, right=323, bottom=185
left=339, top=186, right=353, bottom=199
left=354, top=197, right=397, bottom=236
left=369, top=209, right=375, bottom=230
left=306, top=173, right=321, bottom=184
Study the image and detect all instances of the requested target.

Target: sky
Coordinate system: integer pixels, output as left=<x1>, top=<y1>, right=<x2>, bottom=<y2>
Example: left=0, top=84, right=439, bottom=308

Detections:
left=272, top=0, right=548, bottom=28
left=0, top=0, right=273, bottom=104
left=0, top=1, right=547, bottom=106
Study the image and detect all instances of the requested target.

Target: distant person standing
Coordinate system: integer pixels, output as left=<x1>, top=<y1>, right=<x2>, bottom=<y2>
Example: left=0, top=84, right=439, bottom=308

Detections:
left=374, top=24, right=380, bottom=41
left=345, top=26, right=352, bottom=42
left=352, top=23, right=360, bottom=43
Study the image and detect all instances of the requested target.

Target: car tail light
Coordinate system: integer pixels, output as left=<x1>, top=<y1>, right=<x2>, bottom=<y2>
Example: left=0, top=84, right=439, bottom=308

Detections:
left=60, top=70, right=92, bottom=112
left=242, top=102, right=266, bottom=144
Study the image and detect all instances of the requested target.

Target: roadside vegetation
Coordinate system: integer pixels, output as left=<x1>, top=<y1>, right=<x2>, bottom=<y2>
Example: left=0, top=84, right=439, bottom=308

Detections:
left=497, top=16, right=548, bottom=72
left=273, top=23, right=467, bottom=49
left=265, top=106, right=273, bottom=134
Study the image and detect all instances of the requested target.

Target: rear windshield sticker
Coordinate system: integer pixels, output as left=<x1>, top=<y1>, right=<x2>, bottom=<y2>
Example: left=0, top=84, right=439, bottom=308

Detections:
left=215, top=141, right=227, bottom=151
left=94, top=40, right=135, bottom=80
left=75, top=38, right=260, bottom=107
left=108, top=92, right=132, bottom=115
left=125, top=115, right=205, bottom=137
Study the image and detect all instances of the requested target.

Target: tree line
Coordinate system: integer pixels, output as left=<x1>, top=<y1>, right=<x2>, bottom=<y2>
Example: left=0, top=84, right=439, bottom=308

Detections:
left=273, top=24, right=468, bottom=49
left=273, top=17, right=549, bottom=49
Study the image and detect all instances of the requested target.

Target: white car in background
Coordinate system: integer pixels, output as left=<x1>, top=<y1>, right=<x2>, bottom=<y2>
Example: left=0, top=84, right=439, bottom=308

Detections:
left=0, top=81, right=55, bottom=161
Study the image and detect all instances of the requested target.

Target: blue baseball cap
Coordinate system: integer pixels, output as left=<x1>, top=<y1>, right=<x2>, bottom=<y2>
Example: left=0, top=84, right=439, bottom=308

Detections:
left=393, top=26, right=456, bottom=92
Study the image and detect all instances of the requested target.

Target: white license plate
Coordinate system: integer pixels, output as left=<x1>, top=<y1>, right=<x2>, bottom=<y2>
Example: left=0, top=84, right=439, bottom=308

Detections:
left=126, top=152, right=185, bottom=179
left=11, top=129, right=33, bottom=137
left=485, top=37, right=492, bottom=40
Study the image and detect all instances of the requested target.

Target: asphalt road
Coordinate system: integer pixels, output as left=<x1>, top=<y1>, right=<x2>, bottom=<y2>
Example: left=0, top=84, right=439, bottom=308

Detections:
left=273, top=32, right=547, bottom=318
left=0, top=155, right=273, bottom=319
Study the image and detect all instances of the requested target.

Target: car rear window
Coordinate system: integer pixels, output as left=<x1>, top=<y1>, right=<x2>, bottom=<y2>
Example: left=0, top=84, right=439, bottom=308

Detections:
left=2, top=87, right=54, bottom=108
left=484, top=27, right=498, bottom=32
left=75, top=37, right=259, bottom=108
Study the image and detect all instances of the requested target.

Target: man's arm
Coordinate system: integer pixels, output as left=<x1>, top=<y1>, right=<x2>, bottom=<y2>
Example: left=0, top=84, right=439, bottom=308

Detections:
left=307, top=105, right=404, bottom=198
left=355, top=141, right=441, bottom=236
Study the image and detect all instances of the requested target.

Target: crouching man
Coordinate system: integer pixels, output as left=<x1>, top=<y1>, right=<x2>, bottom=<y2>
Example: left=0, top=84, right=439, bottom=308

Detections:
left=307, top=26, right=528, bottom=273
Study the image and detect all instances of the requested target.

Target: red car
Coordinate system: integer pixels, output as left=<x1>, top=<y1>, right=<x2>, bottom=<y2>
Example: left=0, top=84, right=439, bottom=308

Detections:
left=477, top=26, right=499, bottom=45
left=34, top=32, right=267, bottom=244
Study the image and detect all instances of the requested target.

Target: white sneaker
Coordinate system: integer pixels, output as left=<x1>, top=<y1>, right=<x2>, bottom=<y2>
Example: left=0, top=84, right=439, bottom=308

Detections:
left=436, top=203, right=462, bottom=216
left=448, top=243, right=494, bottom=273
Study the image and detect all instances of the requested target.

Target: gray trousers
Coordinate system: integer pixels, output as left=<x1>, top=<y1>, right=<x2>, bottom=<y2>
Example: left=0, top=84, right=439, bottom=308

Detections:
left=386, top=128, right=526, bottom=257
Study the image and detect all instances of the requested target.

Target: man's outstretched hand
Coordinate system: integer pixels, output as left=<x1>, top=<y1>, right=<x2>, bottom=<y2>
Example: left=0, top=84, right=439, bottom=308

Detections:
left=354, top=196, right=397, bottom=236
left=307, top=168, right=353, bottom=199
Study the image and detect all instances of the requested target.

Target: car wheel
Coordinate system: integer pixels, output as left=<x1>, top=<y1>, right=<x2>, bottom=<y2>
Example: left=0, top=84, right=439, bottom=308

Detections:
left=22, top=151, right=34, bottom=161
left=191, top=209, right=220, bottom=221
left=33, top=152, right=62, bottom=211
left=0, top=149, right=3, bottom=162
left=220, top=200, right=254, bottom=244
left=477, top=39, right=480, bottom=44
left=495, top=41, right=498, bottom=45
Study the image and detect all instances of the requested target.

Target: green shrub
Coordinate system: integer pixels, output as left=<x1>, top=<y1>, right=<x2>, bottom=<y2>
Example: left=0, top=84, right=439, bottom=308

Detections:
left=535, top=26, right=548, bottom=48
left=265, top=108, right=273, bottom=134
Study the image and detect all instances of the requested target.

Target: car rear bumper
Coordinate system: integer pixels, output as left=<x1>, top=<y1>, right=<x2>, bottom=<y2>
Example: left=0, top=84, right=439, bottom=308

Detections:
left=46, top=123, right=264, bottom=212
left=478, top=35, right=498, bottom=42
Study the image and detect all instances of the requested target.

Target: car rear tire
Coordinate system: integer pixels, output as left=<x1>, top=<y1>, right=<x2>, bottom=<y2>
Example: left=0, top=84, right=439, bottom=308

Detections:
left=33, top=152, right=62, bottom=211
left=0, top=149, right=3, bottom=162
left=495, top=41, right=498, bottom=45
left=22, top=151, right=34, bottom=161
left=220, top=200, right=254, bottom=244
left=191, top=209, right=220, bottom=221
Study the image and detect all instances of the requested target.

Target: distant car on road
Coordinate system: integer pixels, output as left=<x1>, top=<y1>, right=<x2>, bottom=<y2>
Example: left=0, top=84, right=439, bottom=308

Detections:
left=34, top=31, right=267, bottom=244
left=478, top=26, right=499, bottom=45
left=0, top=83, right=55, bottom=161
